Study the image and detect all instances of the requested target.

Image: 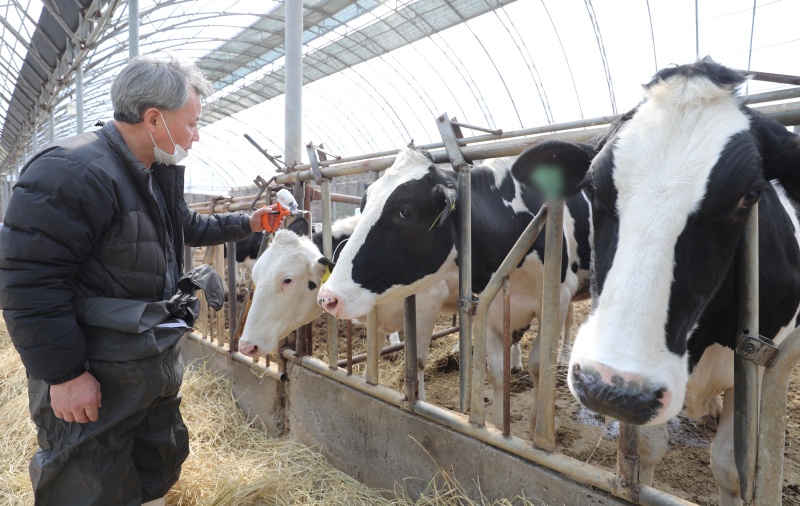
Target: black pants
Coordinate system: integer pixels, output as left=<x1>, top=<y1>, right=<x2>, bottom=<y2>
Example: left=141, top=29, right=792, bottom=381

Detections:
left=27, top=338, right=189, bottom=506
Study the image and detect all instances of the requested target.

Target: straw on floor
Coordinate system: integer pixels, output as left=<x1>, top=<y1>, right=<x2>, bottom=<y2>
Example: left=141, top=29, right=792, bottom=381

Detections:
left=0, top=318, right=546, bottom=506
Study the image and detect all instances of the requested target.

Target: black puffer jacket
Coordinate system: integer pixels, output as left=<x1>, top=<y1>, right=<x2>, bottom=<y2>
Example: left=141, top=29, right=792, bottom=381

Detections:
left=0, top=122, right=252, bottom=382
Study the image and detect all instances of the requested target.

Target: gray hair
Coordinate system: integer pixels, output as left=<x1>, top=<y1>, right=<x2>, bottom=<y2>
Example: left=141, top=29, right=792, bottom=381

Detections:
left=111, top=54, right=214, bottom=124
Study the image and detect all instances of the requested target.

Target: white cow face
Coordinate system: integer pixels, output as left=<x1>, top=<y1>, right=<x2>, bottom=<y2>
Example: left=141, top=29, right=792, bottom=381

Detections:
left=512, top=61, right=773, bottom=426
left=238, top=229, right=332, bottom=358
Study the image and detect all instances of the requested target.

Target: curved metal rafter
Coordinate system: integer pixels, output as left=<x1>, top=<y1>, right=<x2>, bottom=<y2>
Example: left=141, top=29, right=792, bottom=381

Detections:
left=2, top=0, right=798, bottom=196
left=583, top=0, right=617, bottom=115
left=493, top=6, right=553, bottom=125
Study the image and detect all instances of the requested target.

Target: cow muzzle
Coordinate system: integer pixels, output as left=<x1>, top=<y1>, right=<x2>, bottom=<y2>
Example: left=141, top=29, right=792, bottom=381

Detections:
left=238, top=340, right=261, bottom=358
left=569, top=360, right=671, bottom=426
left=317, top=286, right=342, bottom=317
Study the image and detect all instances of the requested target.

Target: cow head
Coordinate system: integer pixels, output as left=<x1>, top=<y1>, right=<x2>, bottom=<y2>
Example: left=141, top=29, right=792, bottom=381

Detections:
left=238, top=219, right=334, bottom=358
left=317, top=147, right=458, bottom=320
left=513, top=59, right=800, bottom=425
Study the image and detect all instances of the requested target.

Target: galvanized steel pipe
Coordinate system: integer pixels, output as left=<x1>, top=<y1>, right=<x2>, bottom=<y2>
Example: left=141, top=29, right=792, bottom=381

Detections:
left=755, top=325, right=800, bottom=505
left=404, top=295, right=418, bottom=405
left=267, top=102, right=800, bottom=188
left=321, top=179, right=338, bottom=370
left=470, top=204, right=548, bottom=425
left=735, top=206, right=759, bottom=502
left=336, top=326, right=458, bottom=368
left=502, top=277, right=511, bottom=435
left=534, top=199, right=564, bottom=451
left=226, top=239, right=238, bottom=348
left=366, top=307, right=380, bottom=385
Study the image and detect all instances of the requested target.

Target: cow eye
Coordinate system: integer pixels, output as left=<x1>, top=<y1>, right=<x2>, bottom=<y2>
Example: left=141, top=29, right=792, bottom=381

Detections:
left=738, top=189, right=761, bottom=210
left=282, top=276, right=293, bottom=285
left=399, top=205, right=414, bottom=219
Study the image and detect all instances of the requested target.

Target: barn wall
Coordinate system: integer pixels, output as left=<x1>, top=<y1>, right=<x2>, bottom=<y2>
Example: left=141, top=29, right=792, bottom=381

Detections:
left=181, top=337, right=625, bottom=505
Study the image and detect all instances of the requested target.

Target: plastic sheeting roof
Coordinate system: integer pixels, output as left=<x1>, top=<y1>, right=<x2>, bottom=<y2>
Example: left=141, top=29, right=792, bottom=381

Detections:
left=2, top=0, right=799, bottom=194
left=0, top=0, right=114, bottom=166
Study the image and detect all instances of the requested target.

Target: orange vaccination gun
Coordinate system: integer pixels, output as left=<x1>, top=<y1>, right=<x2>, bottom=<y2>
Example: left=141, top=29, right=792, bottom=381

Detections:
left=261, top=188, right=298, bottom=233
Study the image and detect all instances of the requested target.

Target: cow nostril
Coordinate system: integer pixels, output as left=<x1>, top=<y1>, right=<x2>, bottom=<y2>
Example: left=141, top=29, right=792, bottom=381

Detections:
left=321, top=296, right=340, bottom=315
left=571, top=362, right=665, bottom=425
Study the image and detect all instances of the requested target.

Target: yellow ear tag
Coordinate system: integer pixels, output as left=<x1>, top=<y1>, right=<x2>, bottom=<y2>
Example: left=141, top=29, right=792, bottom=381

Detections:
left=321, top=264, right=331, bottom=284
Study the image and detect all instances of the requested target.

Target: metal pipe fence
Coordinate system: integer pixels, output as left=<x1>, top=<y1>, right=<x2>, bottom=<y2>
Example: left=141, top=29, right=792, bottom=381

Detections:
left=186, top=100, right=800, bottom=505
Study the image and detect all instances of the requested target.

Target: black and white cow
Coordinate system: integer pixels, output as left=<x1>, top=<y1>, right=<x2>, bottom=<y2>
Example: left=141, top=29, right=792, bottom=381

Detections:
left=316, top=149, right=592, bottom=430
left=237, top=215, right=456, bottom=400
left=511, top=59, right=800, bottom=505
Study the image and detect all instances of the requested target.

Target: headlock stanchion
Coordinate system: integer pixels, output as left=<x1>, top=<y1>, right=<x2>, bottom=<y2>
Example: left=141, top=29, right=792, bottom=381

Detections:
left=436, top=112, right=474, bottom=415
left=534, top=195, right=564, bottom=452
left=366, top=307, right=380, bottom=385
left=186, top=99, right=800, bottom=506
left=308, top=142, right=339, bottom=370
left=404, top=295, right=418, bottom=406
left=226, top=238, right=238, bottom=348
left=756, top=325, right=800, bottom=504
left=735, top=205, right=760, bottom=503
left=469, top=203, right=548, bottom=426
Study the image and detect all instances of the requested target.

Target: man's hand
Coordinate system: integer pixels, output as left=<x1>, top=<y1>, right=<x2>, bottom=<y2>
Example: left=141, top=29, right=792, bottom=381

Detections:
left=50, top=371, right=102, bottom=423
left=250, top=204, right=282, bottom=233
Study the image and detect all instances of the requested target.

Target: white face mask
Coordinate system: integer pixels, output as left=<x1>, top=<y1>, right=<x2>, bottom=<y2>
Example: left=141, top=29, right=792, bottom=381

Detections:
left=150, top=112, right=189, bottom=165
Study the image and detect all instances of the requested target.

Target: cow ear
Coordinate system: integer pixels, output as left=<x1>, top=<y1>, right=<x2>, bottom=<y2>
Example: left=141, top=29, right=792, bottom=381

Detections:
left=512, top=140, right=596, bottom=198
left=749, top=112, right=800, bottom=195
left=431, top=182, right=457, bottom=228
left=316, top=257, right=335, bottom=283
left=287, top=216, right=310, bottom=237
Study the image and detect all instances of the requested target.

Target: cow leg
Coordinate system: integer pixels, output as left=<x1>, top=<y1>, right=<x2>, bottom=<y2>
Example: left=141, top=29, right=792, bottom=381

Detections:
left=557, top=302, right=575, bottom=366
left=637, top=424, right=668, bottom=486
left=486, top=328, right=509, bottom=429
left=413, top=304, right=440, bottom=402
left=386, top=331, right=401, bottom=346
left=529, top=287, right=572, bottom=432
left=510, top=342, right=523, bottom=372
left=711, top=388, right=740, bottom=506
left=527, top=331, right=541, bottom=435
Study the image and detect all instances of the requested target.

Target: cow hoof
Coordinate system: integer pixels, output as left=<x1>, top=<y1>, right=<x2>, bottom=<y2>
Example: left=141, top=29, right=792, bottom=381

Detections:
left=699, top=413, right=719, bottom=432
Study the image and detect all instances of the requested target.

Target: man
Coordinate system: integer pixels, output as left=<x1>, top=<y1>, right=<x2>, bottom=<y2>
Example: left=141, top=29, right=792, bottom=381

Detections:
left=0, top=55, right=279, bottom=505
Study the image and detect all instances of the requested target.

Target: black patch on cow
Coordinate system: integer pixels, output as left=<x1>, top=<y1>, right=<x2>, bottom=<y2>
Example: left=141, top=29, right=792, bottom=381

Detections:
left=287, top=217, right=310, bottom=237
left=308, top=280, right=317, bottom=290
left=585, top=145, right=619, bottom=299
left=348, top=160, right=570, bottom=296
left=498, top=167, right=516, bottom=202
left=512, top=325, right=530, bottom=344
left=646, top=58, right=745, bottom=91
left=662, top=132, right=763, bottom=357
left=682, top=182, right=800, bottom=369
left=351, top=168, right=458, bottom=293
left=565, top=191, right=592, bottom=272
left=467, top=166, right=568, bottom=292
left=745, top=109, right=800, bottom=202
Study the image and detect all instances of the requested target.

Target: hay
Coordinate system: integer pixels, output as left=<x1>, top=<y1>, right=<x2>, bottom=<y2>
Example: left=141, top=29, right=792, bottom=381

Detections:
left=0, top=329, right=36, bottom=506
left=172, top=359, right=392, bottom=506
left=0, top=318, right=548, bottom=505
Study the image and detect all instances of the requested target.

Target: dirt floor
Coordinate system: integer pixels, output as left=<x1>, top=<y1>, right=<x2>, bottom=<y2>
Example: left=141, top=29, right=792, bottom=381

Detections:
left=298, top=300, right=799, bottom=506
